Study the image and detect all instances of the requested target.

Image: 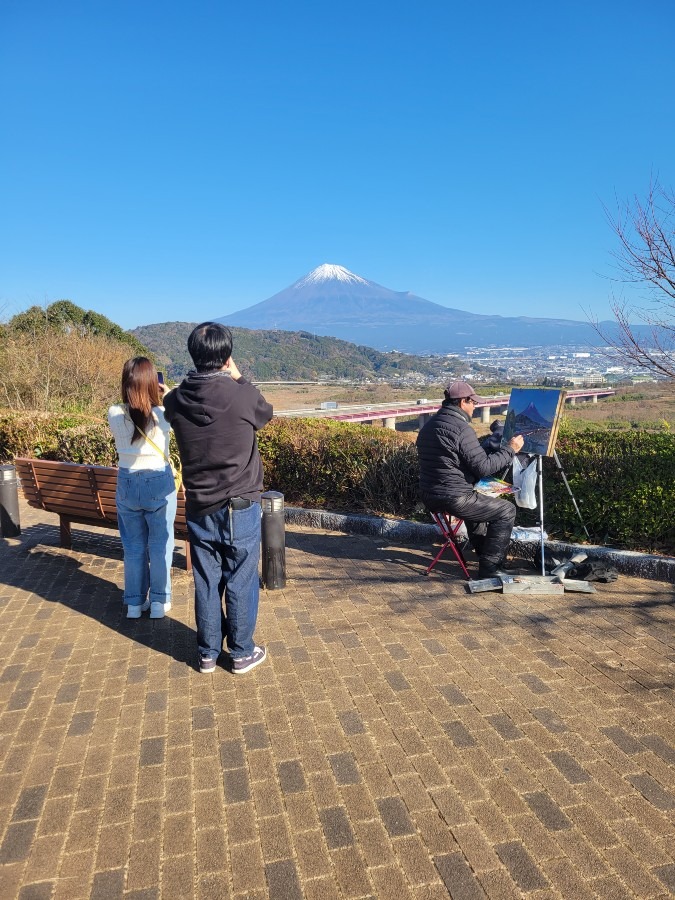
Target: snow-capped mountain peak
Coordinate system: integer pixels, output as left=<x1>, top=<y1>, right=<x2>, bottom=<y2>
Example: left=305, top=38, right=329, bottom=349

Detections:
left=218, top=263, right=613, bottom=353
left=294, top=264, right=368, bottom=288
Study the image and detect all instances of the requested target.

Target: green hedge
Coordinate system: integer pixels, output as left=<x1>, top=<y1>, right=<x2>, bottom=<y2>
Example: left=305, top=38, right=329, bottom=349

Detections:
left=257, top=418, right=419, bottom=516
left=0, top=412, right=179, bottom=470
left=2, top=412, right=674, bottom=553
left=0, top=412, right=106, bottom=462
left=532, top=433, right=675, bottom=553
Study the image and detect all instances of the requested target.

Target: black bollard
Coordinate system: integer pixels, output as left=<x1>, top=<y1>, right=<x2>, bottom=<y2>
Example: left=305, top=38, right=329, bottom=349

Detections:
left=0, top=464, right=21, bottom=538
left=261, top=491, right=286, bottom=590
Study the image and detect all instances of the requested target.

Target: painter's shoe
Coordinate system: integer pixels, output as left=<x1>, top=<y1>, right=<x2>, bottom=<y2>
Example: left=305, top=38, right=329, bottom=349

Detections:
left=477, top=560, right=507, bottom=579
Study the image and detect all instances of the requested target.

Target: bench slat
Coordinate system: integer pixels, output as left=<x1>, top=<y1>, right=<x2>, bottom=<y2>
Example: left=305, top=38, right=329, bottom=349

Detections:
left=27, top=484, right=106, bottom=502
left=18, top=466, right=115, bottom=486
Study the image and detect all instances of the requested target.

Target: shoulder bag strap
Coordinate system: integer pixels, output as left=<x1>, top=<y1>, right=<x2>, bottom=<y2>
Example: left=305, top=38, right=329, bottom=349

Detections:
left=134, top=423, right=173, bottom=468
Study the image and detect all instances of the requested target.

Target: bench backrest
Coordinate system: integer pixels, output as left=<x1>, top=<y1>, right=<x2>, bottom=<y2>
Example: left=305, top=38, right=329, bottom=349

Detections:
left=14, top=458, right=187, bottom=532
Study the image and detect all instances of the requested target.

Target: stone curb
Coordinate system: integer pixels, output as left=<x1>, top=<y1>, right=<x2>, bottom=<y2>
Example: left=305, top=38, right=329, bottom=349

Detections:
left=285, top=506, right=675, bottom=584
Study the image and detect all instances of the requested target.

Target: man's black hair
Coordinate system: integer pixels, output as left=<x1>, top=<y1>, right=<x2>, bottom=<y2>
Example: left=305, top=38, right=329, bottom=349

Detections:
left=445, top=396, right=463, bottom=407
left=188, top=322, right=233, bottom=373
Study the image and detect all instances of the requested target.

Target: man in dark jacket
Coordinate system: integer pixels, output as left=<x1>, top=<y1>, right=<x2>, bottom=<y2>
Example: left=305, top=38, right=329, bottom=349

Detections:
left=416, top=381, right=524, bottom=578
left=164, top=323, right=273, bottom=674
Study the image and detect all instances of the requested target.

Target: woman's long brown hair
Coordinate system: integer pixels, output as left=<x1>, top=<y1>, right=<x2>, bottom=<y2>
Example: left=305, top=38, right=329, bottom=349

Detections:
left=121, top=357, right=161, bottom=443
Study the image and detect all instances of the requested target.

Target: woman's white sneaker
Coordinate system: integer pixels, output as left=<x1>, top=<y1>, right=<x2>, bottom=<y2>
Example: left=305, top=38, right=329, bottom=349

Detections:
left=126, top=599, right=151, bottom=618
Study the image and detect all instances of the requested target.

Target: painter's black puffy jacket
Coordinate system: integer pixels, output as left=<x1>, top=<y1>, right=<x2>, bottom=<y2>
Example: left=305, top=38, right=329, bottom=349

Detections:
left=416, top=403, right=515, bottom=500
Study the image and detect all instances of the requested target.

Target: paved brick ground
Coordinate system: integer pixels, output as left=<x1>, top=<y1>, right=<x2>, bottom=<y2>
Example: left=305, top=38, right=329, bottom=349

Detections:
left=1, top=499, right=674, bottom=899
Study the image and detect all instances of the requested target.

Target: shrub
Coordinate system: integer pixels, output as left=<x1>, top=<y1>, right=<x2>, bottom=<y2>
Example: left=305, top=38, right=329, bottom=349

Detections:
left=55, top=422, right=118, bottom=466
left=517, top=433, right=675, bottom=552
left=0, top=412, right=180, bottom=471
left=3, top=413, right=675, bottom=552
left=0, top=329, right=133, bottom=414
left=0, top=412, right=85, bottom=460
left=257, top=418, right=419, bottom=516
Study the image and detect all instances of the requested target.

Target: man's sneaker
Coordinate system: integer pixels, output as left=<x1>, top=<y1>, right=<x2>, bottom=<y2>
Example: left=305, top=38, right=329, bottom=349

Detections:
left=150, top=601, right=165, bottom=619
left=199, top=655, right=217, bottom=674
left=126, top=599, right=151, bottom=618
left=232, top=646, right=267, bottom=675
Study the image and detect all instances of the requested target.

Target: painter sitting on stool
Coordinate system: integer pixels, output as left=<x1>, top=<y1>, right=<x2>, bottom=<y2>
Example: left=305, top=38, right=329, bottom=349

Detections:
left=416, top=381, right=524, bottom=578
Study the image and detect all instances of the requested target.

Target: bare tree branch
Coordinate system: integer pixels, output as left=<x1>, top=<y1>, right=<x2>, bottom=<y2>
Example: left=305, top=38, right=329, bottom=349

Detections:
left=593, top=179, right=675, bottom=378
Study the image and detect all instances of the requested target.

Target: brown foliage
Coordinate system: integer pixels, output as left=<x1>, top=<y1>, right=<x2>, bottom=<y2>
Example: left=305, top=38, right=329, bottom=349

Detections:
left=0, top=329, right=130, bottom=413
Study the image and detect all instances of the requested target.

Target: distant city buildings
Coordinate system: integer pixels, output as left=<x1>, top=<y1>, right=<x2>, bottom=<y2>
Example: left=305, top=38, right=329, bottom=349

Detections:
left=461, top=345, right=658, bottom=387
left=353, top=344, right=660, bottom=388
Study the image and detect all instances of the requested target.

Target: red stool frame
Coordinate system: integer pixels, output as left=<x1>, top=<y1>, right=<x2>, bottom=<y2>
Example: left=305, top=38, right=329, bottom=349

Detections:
left=425, top=511, right=471, bottom=579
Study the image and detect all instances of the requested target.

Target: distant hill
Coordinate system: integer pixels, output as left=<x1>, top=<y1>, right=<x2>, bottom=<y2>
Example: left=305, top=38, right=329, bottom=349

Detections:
left=130, top=321, right=466, bottom=383
left=218, top=263, right=623, bottom=354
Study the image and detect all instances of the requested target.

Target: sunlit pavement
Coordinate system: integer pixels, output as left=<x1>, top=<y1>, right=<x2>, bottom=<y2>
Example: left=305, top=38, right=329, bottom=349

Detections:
left=1, top=498, right=674, bottom=899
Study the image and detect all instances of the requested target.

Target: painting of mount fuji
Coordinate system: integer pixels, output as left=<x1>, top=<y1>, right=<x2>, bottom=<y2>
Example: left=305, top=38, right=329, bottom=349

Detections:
left=501, top=388, right=566, bottom=456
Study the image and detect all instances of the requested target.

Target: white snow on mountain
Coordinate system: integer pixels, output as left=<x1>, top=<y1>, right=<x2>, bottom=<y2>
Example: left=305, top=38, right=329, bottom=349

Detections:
left=294, top=264, right=368, bottom=288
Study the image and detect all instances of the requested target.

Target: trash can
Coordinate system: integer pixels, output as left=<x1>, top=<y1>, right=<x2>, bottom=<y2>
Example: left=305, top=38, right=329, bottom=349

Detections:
left=261, top=491, right=286, bottom=590
left=0, top=464, right=21, bottom=538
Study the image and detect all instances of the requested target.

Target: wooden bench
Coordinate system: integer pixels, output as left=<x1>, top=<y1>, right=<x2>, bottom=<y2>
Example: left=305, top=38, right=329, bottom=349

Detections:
left=14, top=457, right=192, bottom=570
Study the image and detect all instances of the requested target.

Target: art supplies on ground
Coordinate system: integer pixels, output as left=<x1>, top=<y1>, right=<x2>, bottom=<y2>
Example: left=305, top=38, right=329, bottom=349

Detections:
left=500, top=575, right=564, bottom=595
left=510, top=526, right=548, bottom=542
left=468, top=574, right=596, bottom=594
left=551, top=552, right=587, bottom=579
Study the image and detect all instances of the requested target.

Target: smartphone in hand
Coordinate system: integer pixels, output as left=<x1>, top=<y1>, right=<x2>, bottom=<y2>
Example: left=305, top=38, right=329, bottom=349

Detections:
left=157, top=372, right=164, bottom=386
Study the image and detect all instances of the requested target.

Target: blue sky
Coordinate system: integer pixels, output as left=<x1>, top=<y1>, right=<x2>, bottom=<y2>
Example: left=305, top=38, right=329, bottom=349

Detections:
left=1, top=0, right=674, bottom=331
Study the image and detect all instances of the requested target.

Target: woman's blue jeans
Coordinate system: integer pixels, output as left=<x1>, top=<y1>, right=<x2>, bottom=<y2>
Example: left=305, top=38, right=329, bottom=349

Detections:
left=187, top=501, right=261, bottom=661
left=116, top=467, right=177, bottom=608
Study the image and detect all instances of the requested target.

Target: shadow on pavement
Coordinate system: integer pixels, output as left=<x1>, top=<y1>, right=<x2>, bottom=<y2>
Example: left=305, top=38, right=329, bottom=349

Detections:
left=1, top=523, right=196, bottom=668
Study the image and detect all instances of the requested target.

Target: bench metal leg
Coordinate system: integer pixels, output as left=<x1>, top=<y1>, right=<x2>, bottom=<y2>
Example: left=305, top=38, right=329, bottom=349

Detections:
left=59, top=517, right=72, bottom=549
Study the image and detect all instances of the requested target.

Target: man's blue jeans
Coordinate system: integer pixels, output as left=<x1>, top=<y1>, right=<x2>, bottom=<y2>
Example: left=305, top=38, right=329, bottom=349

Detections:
left=187, top=501, right=261, bottom=661
left=116, top=467, right=177, bottom=608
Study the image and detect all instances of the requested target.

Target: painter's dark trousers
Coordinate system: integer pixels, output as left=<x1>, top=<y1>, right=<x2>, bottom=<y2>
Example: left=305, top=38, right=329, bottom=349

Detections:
left=421, top=490, right=516, bottom=565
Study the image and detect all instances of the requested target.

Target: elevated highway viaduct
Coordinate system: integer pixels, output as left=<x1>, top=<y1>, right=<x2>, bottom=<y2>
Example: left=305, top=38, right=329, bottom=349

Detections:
left=275, top=389, right=616, bottom=429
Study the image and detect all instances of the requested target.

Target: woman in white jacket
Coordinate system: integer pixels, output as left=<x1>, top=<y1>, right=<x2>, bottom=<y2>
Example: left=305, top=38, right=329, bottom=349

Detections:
left=108, top=357, right=177, bottom=619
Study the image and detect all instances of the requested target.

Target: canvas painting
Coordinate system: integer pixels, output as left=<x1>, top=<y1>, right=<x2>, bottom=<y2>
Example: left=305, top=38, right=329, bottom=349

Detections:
left=501, top=388, right=566, bottom=456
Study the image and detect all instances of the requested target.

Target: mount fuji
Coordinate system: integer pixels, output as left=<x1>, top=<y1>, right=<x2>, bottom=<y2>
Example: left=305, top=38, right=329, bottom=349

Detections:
left=515, top=402, right=552, bottom=428
left=218, top=264, right=615, bottom=353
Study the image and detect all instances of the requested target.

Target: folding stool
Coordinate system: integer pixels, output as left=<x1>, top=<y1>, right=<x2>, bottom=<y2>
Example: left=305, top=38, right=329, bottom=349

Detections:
left=425, top=511, right=471, bottom=579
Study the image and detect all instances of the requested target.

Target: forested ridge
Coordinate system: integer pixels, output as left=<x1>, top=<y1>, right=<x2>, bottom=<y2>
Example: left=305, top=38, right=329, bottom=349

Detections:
left=131, top=322, right=464, bottom=382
